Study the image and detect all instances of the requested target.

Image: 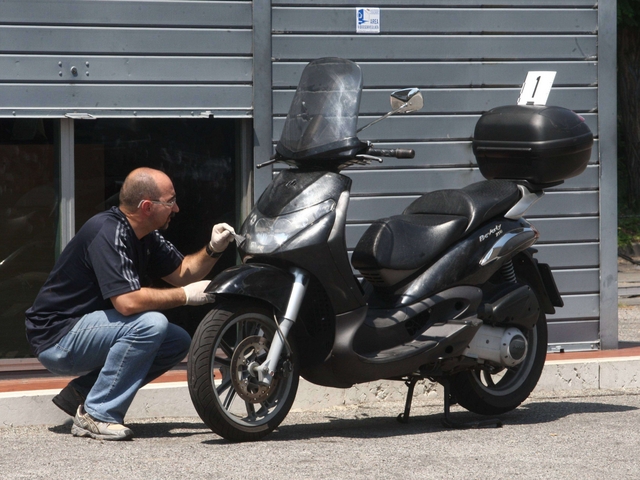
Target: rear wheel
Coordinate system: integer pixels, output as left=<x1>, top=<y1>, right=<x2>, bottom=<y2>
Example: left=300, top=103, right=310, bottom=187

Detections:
left=450, top=309, right=548, bottom=415
left=187, top=300, right=299, bottom=442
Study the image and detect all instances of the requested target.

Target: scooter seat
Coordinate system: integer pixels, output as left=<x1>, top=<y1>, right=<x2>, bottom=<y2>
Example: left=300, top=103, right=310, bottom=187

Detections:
left=352, top=214, right=468, bottom=271
left=402, top=180, right=520, bottom=234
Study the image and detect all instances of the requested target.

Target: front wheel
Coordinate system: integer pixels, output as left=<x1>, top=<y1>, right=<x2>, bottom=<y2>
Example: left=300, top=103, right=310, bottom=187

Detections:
left=187, top=299, right=299, bottom=442
left=450, top=310, right=548, bottom=415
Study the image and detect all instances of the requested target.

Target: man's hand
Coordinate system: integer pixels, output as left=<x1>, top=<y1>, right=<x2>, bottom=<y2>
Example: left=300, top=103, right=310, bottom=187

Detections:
left=182, top=280, right=216, bottom=306
left=209, top=223, right=236, bottom=253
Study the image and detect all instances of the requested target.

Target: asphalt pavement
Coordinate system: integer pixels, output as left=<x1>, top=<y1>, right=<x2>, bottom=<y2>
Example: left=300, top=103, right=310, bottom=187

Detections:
left=2, top=388, right=640, bottom=479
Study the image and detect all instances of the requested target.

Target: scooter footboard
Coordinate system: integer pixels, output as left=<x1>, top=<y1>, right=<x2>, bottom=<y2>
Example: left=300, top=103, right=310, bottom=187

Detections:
left=205, top=263, right=295, bottom=313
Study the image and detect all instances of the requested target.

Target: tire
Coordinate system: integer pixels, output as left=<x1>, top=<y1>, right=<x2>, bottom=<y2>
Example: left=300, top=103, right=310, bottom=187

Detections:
left=187, top=299, right=299, bottom=442
left=450, top=307, right=548, bottom=416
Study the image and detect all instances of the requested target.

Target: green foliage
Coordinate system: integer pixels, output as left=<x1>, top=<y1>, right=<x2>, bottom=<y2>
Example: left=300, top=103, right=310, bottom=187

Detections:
left=619, top=0, right=640, bottom=27
left=618, top=216, right=640, bottom=248
left=618, top=0, right=640, bottom=246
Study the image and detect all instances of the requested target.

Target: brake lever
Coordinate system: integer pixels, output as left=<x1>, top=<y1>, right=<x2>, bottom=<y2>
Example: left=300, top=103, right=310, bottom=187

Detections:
left=355, top=154, right=383, bottom=163
left=256, top=158, right=278, bottom=169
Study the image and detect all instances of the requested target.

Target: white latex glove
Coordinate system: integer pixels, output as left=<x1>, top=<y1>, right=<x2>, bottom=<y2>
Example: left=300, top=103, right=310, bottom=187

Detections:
left=209, top=223, right=236, bottom=253
left=182, top=280, right=216, bottom=306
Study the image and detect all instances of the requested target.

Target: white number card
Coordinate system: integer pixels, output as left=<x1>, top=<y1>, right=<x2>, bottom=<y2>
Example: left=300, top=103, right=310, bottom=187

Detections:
left=517, top=71, right=556, bottom=106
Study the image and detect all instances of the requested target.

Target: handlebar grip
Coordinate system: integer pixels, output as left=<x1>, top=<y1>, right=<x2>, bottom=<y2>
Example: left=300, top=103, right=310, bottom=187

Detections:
left=394, top=149, right=415, bottom=158
left=367, top=148, right=415, bottom=159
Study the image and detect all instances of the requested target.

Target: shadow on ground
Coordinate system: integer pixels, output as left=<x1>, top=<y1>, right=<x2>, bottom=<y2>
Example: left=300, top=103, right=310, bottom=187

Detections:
left=48, top=421, right=212, bottom=439
left=43, top=395, right=639, bottom=443
left=191, top=399, right=639, bottom=444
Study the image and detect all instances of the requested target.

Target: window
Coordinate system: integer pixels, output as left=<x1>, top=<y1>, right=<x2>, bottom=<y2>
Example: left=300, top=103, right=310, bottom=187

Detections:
left=0, top=119, right=58, bottom=358
left=0, top=117, right=240, bottom=359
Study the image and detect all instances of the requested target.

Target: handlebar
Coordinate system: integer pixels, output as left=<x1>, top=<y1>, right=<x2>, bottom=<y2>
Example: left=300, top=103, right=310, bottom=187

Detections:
left=257, top=148, right=416, bottom=169
left=366, top=148, right=415, bottom=159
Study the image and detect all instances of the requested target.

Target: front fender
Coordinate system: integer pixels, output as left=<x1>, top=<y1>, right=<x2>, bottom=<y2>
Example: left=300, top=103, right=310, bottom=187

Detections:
left=205, top=263, right=295, bottom=313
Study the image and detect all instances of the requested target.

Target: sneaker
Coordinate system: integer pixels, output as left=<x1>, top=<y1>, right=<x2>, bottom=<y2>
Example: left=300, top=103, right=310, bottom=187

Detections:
left=52, top=383, right=86, bottom=416
left=71, top=406, right=133, bottom=441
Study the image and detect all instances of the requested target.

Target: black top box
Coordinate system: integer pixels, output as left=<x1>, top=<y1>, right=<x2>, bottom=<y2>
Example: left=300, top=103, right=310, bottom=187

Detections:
left=472, top=105, right=593, bottom=188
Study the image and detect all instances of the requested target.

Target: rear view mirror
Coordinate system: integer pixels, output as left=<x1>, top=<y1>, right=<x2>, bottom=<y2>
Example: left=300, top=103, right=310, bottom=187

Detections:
left=357, top=87, right=423, bottom=133
left=390, top=88, right=423, bottom=113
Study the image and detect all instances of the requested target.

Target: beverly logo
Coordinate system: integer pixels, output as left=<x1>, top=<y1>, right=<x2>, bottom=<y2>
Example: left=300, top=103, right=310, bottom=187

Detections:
left=479, top=224, right=502, bottom=242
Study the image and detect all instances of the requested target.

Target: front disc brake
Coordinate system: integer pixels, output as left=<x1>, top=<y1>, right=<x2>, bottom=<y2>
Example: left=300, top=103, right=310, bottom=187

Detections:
left=230, top=335, right=279, bottom=403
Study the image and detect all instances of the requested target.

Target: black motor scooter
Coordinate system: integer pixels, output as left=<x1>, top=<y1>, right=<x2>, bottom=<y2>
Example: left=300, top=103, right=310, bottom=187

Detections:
left=187, top=57, right=593, bottom=442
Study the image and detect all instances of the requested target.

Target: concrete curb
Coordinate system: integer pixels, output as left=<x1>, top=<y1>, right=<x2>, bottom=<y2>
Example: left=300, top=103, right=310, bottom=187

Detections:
left=540, top=356, right=640, bottom=391
left=3, top=354, right=640, bottom=428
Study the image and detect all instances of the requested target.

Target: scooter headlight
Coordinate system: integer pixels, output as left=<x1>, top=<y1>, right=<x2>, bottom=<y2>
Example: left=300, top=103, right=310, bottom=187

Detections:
left=241, top=199, right=336, bottom=254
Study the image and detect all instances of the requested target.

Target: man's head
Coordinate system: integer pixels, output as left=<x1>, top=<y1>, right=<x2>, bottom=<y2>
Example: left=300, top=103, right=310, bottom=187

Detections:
left=119, top=167, right=179, bottom=233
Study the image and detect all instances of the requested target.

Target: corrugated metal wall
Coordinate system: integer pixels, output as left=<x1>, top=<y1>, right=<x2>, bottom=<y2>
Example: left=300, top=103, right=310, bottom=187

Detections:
left=0, top=0, right=614, bottom=351
left=0, top=0, right=253, bottom=117
left=271, top=0, right=602, bottom=350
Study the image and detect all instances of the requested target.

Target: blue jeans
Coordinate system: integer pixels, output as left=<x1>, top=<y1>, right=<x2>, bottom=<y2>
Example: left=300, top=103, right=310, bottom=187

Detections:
left=38, top=309, right=191, bottom=424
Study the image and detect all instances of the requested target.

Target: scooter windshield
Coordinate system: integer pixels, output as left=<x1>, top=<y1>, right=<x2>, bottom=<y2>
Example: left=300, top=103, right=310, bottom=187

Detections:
left=276, top=57, right=363, bottom=161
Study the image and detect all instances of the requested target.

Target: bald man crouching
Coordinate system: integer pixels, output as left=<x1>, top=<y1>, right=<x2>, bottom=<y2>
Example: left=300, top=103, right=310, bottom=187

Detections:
left=25, top=167, right=234, bottom=441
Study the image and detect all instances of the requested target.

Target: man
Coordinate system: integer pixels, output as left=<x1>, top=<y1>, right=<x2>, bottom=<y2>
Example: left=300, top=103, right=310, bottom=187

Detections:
left=25, top=167, right=234, bottom=441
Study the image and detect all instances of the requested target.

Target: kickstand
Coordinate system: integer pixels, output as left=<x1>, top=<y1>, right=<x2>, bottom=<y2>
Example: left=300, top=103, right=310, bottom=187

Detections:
left=397, top=377, right=419, bottom=424
left=441, top=379, right=503, bottom=429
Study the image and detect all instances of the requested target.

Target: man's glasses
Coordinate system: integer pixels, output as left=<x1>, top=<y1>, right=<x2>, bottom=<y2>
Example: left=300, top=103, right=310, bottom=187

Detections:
left=137, top=199, right=176, bottom=209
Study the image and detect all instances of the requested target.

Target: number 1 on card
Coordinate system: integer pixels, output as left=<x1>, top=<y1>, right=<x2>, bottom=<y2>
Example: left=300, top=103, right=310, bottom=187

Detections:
left=517, top=71, right=556, bottom=106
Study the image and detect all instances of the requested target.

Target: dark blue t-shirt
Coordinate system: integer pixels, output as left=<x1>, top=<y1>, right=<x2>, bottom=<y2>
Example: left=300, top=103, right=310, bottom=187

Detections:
left=25, top=207, right=183, bottom=356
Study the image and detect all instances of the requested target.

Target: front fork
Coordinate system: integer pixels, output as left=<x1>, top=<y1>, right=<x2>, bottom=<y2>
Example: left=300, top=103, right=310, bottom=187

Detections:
left=253, top=267, right=309, bottom=386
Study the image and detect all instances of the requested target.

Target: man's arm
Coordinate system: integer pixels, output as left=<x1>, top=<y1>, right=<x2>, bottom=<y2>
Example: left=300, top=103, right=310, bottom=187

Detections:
left=111, top=223, right=235, bottom=314
left=162, top=248, right=217, bottom=287
left=162, top=223, right=235, bottom=287
left=110, top=280, right=214, bottom=316
left=110, top=287, right=187, bottom=316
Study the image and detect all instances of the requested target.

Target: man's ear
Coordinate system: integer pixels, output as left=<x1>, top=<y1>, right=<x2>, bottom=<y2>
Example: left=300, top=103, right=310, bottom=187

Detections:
left=138, top=200, right=153, bottom=216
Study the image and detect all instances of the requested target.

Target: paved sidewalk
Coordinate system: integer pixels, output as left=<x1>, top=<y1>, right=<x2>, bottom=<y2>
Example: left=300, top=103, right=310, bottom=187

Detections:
left=618, top=255, right=640, bottom=349
left=618, top=250, right=640, bottom=307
